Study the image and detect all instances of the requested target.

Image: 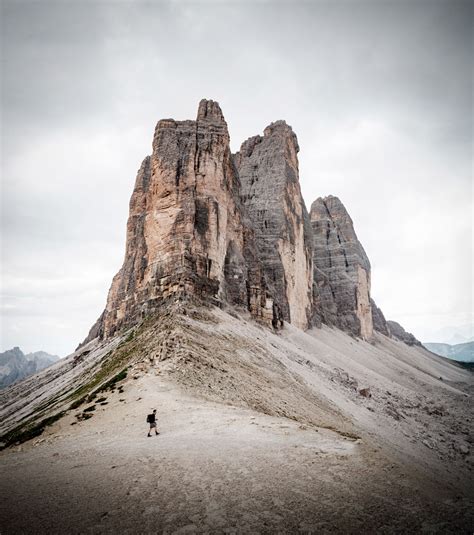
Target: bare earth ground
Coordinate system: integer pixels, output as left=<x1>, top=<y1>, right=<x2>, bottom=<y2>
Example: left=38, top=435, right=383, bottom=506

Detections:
left=0, top=307, right=473, bottom=533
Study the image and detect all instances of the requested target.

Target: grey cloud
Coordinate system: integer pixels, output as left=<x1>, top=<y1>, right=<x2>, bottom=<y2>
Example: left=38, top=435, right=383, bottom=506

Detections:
left=1, top=0, right=472, bottom=355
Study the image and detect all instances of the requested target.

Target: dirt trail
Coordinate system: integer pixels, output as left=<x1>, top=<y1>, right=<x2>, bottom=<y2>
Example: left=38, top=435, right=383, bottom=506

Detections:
left=0, top=371, right=472, bottom=534
left=0, top=307, right=472, bottom=533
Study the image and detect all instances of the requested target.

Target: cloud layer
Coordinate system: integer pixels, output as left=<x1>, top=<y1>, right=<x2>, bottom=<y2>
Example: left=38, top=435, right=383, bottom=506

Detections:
left=1, top=0, right=472, bottom=355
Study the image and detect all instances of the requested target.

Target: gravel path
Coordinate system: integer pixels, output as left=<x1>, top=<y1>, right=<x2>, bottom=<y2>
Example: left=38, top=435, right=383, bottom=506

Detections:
left=1, top=373, right=472, bottom=534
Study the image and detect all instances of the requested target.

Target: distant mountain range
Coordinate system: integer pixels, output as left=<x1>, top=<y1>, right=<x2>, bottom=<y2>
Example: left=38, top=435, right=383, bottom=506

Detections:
left=444, top=334, right=474, bottom=346
left=422, top=324, right=474, bottom=345
left=423, top=342, right=474, bottom=363
left=0, top=347, right=60, bottom=389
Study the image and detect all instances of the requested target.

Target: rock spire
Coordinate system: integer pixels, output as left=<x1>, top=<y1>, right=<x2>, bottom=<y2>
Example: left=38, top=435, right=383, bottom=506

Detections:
left=83, top=99, right=419, bottom=347
left=235, top=121, right=313, bottom=330
left=84, top=100, right=281, bottom=342
left=310, top=196, right=373, bottom=340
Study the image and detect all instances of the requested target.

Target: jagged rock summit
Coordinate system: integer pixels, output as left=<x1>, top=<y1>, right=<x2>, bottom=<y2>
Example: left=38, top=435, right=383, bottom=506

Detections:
left=84, top=99, right=418, bottom=346
left=86, top=99, right=282, bottom=343
left=310, top=195, right=373, bottom=339
left=235, top=121, right=313, bottom=330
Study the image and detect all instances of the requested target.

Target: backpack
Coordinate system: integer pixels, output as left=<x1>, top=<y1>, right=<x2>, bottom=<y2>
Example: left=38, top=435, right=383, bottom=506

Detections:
left=146, top=414, right=152, bottom=423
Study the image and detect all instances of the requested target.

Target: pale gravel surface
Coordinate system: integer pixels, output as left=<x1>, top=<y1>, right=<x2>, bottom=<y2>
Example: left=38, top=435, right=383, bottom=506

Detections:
left=0, top=307, right=472, bottom=533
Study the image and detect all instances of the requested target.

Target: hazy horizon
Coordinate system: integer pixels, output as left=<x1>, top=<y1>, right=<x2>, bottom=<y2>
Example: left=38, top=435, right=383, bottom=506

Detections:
left=1, top=0, right=472, bottom=356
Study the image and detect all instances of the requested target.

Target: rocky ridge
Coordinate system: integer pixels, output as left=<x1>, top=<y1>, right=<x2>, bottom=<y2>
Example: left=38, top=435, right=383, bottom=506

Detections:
left=84, top=99, right=417, bottom=346
left=387, top=320, right=422, bottom=347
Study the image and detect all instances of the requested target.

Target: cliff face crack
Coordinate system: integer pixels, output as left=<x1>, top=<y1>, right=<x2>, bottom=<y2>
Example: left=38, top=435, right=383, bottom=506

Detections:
left=343, top=249, right=349, bottom=269
left=194, top=199, right=209, bottom=236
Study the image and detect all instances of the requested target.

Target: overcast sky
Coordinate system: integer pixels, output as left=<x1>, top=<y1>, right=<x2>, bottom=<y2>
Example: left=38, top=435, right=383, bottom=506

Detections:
left=1, top=0, right=472, bottom=356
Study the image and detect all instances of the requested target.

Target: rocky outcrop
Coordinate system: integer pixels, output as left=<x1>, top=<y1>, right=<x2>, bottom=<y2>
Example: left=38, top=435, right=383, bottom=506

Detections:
left=387, top=321, right=421, bottom=346
left=310, top=196, right=373, bottom=340
left=371, top=299, right=390, bottom=336
left=83, top=99, right=419, bottom=348
left=235, top=121, right=313, bottom=330
left=85, top=100, right=281, bottom=342
left=371, top=300, right=422, bottom=345
left=309, top=197, right=420, bottom=345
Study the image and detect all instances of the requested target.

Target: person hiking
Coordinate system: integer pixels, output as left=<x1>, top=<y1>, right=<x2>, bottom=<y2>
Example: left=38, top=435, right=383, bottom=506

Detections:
left=146, top=409, right=159, bottom=437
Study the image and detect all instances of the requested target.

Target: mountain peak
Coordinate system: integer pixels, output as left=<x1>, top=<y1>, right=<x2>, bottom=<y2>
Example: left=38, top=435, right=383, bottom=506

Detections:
left=263, top=120, right=299, bottom=152
left=196, top=99, right=226, bottom=123
left=0, top=347, right=58, bottom=389
left=83, top=100, right=417, bottom=347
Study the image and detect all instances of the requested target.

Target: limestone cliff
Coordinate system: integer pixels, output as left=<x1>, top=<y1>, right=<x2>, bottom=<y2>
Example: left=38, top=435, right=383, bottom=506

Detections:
left=310, top=196, right=373, bottom=340
left=85, top=100, right=280, bottom=342
left=235, top=121, right=313, bottom=330
left=83, top=99, right=419, bottom=348
left=371, top=299, right=390, bottom=337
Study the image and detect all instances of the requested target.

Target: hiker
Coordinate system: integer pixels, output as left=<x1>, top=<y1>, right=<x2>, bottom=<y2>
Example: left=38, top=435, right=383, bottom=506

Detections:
left=146, top=409, right=159, bottom=437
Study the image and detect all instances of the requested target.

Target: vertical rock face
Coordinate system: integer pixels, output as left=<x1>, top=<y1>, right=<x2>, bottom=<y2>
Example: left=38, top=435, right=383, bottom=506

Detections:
left=87, top=100, right=280, bottom=341
left=310, top=196, right=373, bottom=340
left=83, top=98, right=419, bottom=348
left=235, top=121, right=313, bottom=330
left=386, top=321, right=422, bottom=346
left=372, top=306, right=421, bottom=345
left=370, top=299, right=390, bottom=336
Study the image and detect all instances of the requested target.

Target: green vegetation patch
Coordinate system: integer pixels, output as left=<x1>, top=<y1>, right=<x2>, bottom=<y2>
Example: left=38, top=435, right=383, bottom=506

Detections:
left=67, top=367, right=128, bottom=414
left=122, top=330, right=135, bottom=344
left=1, top=333, right=138, bottom=450
left=65, top=349, right=132, bottom=408
left=96, top=368, right=128, bottom=393
left=0, top=411, right=66, bottom=449
left=69, top=396, right=87, bottom=410
left=75, top=412, right=94, bottom=422
left=455, top=361, right=474, bottom=371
